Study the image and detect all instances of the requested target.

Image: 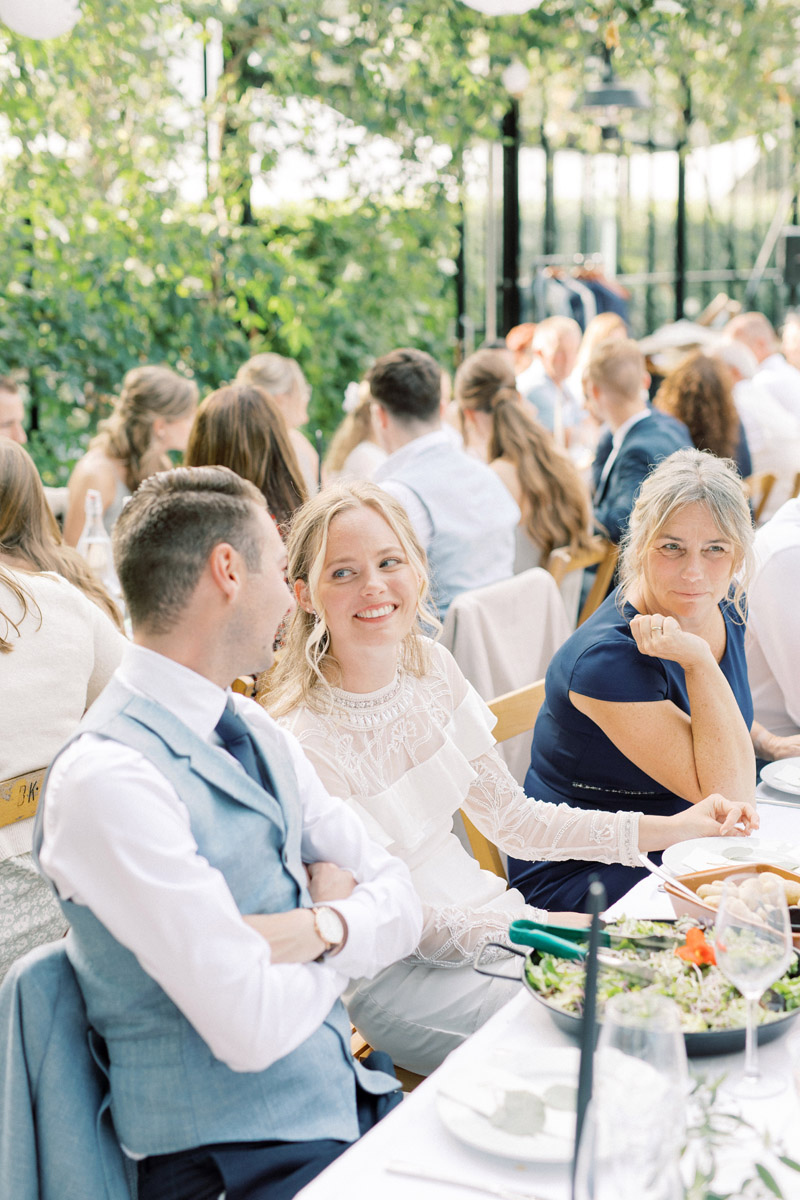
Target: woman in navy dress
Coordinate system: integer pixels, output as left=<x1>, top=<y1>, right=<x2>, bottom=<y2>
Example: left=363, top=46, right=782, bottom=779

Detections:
left=509, top=448, right=799, bottom=910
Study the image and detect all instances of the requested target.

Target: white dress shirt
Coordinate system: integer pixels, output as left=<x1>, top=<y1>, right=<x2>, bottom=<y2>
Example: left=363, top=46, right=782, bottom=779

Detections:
left=38, top=644, right=422, bottom=1073
left=755, top=353, right=800, bottom=422
left=746, top=499, right=800, bottom=738
left=375, top=429, right=454, bottom=549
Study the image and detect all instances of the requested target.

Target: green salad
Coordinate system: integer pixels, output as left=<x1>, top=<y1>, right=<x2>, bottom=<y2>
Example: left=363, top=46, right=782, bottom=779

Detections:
left=524, top=918, right=800, bottom=1033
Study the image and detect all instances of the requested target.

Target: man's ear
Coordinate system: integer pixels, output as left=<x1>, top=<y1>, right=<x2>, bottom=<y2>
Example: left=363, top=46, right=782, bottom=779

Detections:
left=295, top=578, right=314, bottom=614
left=372, top=402, right=389, bottom=431
left=208, top=541, right=240, bottom=600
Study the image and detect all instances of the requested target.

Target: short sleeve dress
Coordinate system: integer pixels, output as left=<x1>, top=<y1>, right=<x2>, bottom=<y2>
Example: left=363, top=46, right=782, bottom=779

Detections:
left=507, top=588, right=753, bottom=911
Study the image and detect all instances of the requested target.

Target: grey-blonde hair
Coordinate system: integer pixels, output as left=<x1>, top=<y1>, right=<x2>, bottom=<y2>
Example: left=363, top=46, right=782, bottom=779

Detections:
left=617, top=448, right=753, bottom=622
left=236, top=352, right=305, bottom=399
left=265, top=480, right=439, bottom=716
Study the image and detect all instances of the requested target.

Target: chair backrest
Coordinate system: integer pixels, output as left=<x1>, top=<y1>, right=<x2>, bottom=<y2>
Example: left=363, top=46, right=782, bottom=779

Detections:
left=0, top=767, right=46, bottom=830
left=547, top=537, right=619, bottom=626
left=743, top=471, right=777, bottom=524
left=488, top=678, right=547, bottom=744
left=791, top=471, right=800, bottom=501
left=459, top=679, right=547, bottom=880
left=442, top=567, right=570, bottom=784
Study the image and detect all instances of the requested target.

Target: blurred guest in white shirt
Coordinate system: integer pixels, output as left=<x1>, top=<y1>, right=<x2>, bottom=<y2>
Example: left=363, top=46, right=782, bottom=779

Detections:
left=727, top=311, right=800, bottom=422
left=746, top=496, right=800, bottom=742
left=713, top=339, right=800, bottom=520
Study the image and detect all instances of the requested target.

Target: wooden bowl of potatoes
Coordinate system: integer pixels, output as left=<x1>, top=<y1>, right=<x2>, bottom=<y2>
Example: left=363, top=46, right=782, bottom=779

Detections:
left=664, top=862, right=800, bottom=946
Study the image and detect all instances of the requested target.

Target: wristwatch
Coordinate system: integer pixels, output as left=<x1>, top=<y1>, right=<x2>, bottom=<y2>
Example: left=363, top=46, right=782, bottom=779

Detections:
left=311, top=905, right=347, bottom=959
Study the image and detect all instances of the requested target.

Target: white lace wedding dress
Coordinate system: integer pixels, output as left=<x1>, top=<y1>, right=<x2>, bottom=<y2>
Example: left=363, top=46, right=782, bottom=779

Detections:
left=278, top=641, right=641, bottom=1074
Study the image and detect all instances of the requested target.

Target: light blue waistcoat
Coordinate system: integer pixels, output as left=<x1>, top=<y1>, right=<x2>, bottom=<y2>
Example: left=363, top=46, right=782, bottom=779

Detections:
left=33, top=678, right=398, bottom=1157
left=382, top=440, right=520, bottom=614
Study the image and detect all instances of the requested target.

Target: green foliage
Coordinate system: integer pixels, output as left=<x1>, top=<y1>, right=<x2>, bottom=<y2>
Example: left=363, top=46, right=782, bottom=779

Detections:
left=1, top=0, right=799, bottom=481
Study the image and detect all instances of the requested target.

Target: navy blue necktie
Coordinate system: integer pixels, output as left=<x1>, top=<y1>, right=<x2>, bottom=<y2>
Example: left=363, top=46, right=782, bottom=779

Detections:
left=215, top=702, right=275, bottom=798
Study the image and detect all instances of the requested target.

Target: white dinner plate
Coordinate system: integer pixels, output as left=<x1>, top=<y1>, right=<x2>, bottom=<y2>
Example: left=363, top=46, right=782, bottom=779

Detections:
left=761, top=758, right=800, bottom=797
left=435, top=1046, right=579, bottom=1163
left=661, top=835, right=800, bottom=876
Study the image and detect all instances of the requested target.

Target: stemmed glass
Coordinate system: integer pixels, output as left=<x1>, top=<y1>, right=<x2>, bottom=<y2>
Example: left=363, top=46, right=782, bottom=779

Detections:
left=714, top=872, right=793, bottom=1099
left=575, top=992, right=688, bottom=1200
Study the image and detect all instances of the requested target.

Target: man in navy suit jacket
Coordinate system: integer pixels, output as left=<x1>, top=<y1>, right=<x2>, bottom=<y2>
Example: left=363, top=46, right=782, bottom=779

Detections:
left=588, top=339, right=692, bottom=543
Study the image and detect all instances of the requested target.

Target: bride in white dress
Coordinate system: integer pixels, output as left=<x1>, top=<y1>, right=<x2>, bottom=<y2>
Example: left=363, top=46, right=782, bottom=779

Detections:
left=265, top=480, right=757, bottom=1074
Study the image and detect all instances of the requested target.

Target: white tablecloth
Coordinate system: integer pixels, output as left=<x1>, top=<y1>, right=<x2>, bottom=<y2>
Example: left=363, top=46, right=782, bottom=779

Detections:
left=299, top=790, right=800, bottom=1199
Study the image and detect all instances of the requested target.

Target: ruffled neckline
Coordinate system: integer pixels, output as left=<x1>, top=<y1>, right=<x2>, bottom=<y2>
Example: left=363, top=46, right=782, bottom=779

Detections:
left=328, top=670, right=414, bottom=729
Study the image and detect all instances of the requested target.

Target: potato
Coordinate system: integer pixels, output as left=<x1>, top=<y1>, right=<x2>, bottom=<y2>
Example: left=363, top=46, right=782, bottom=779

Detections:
left=784, top=882, right=800, bottom=906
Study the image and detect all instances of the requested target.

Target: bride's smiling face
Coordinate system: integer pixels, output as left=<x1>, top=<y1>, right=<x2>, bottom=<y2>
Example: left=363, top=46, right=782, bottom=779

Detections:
left=304, top=505, right=420, bottom=663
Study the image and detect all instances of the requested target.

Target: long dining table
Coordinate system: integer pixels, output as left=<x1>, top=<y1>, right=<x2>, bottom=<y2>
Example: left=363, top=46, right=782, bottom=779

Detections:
left=298, top=788, right=800, bottom=1199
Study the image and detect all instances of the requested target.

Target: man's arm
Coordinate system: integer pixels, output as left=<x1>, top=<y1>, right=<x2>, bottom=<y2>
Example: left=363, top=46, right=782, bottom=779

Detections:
left=39, top=734, right=419, bottom=1073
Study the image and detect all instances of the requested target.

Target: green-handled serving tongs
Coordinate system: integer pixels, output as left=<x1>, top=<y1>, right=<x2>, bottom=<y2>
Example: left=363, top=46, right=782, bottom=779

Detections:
left=509, top=916, right=680, bottom=953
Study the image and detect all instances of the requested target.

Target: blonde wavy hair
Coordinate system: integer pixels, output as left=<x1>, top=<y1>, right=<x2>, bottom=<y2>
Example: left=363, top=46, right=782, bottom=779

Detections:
left=617, top=448, right=753, bottom=622
left=91, top=365, right=198, bottom=492
left=265, top=480, right=439, bottom=716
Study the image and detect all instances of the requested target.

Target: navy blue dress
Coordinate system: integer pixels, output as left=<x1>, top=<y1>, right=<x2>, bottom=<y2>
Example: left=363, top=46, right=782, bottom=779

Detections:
left=507, top=589, right=753, bottom=911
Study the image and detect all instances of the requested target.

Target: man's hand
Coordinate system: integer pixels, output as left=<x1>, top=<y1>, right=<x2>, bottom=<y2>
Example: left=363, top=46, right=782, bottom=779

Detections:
left=306, top=861, right=357, bottom=903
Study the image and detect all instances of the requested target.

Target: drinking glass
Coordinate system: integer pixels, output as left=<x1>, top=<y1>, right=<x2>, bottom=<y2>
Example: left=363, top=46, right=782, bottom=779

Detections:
left=589, top=992, right=688, bottom=1200
left=714, top=872, right=793, bottom=1099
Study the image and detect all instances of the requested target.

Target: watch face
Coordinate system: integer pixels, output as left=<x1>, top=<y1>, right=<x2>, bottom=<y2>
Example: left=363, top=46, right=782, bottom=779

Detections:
left=316, top=906, right=344, bottom=947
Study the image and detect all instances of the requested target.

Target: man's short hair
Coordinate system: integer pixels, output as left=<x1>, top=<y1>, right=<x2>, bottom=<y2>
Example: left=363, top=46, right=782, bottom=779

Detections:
left=113, top=466, right=267, bottom=633
left=585, top=338, right=645, bottom=401
left=367, top=348, right=442, bottom=423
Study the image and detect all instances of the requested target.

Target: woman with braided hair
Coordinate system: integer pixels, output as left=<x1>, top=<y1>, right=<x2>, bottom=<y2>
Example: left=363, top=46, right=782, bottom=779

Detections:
left=64, top=365, right=198, bottom=545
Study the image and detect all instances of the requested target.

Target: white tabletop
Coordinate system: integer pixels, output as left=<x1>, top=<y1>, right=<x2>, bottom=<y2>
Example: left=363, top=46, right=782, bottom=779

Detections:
left=299, top=789, right=800, bottom=1199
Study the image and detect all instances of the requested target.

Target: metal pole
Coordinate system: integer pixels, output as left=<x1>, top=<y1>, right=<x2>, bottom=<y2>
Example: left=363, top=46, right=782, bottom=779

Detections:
left=485, top=141, right=498, bottom=343
left=501, top=100, right=521, bottom=335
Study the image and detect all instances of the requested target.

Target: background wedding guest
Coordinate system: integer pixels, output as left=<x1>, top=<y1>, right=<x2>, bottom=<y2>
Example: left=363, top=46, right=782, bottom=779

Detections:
left=185, top=382, right=307, bottom=535
left=0, top=376, right=26, bottom=445
left=0, top=437, right=125, bottom=982
left=781, top=312, right=800, bottom=372
left=236, top=351, right=319, bottom=493
left=747, top=495, right=800, bottom=741
left=369, top=347, right=520, bottom=616
left=654, top=352, right=752, bottom=478
left=324, top=381, right=387, bottom=482
left=266, top=480, right=757, bottom=1074
left=727, top=310, right=800, bottom=422
left=587, top=338, right=691, bottom=544
left=63, top=365, right=198, bottom=544
left=454, top=348, right=594, bottom=576
left=516, top=316, right=582, bottom=448
left=508, top=450, right=794, bottom=911
left=712, top=338, right=800, bottom=521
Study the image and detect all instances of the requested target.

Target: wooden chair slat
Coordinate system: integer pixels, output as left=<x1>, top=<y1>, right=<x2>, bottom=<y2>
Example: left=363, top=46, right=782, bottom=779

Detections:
left=0, top=767, right=46, bottom=829
left=459, top=680, right=547, bottom=882
left=743, top=471, right=777, bottom=524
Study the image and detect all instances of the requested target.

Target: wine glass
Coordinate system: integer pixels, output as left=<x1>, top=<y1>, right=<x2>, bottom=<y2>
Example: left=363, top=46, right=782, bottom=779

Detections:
left=589, top=992, right=688, bottom=1200
left=714, top=872, right=793, bottom=1099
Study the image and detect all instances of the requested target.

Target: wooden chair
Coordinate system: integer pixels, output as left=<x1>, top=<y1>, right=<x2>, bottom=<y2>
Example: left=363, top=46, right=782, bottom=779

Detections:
left=743, top=471, right=777, bottom=524
left=350, top=1027, right=425, bottom=1093
left=460, top=679, right=547, bottom=882
left=546, top=536, right=619, bottom=626
left=231, top=676, right=257, bottom=698
left=791, top=471, right=800, bottom=501
left=0, top=766, right=46, bottom=830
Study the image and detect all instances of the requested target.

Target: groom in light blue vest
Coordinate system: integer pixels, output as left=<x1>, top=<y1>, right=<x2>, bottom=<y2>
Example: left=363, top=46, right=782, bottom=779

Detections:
left=34, top=466, right=422, bottom=1200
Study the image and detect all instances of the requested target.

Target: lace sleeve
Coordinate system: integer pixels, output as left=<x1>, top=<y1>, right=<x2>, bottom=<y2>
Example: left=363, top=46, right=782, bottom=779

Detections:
left=463, top=746, right=642, bottom=868
left=406, top=900, right=548, bottom=969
